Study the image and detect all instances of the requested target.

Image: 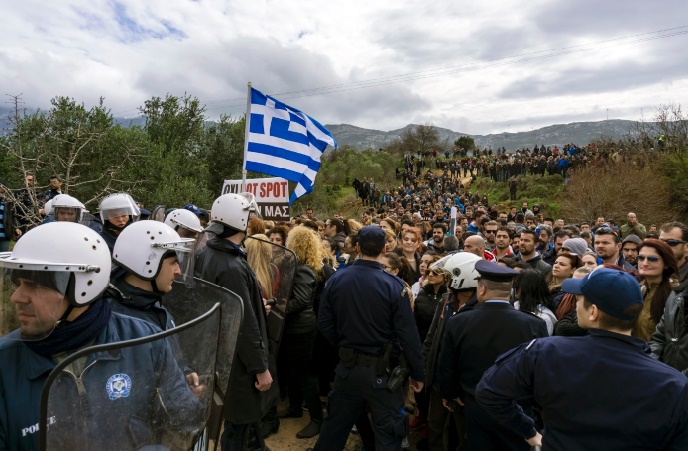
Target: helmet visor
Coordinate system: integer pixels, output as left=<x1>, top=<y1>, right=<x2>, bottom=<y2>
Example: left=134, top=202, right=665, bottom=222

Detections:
left=0, top=268, right=71, bottom=341
left=239, top=192, right=262, bottom=220
left=153, top=240, right=196, bottom=288
left=54, top=207, right=81, bottom=223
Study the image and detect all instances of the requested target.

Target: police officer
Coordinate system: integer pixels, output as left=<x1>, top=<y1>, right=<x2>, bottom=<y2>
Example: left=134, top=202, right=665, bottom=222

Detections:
left=95, top=192, right=140, bottom=253
left=439, top=260, right=548, bottom=451
left=423, top=252, right=481, bottom=451
left=476, top=267, right=688, bottom=450
left=0, top=222, right=203, bottom=450
left=51, top=194, right=86, bottom=223
left=312, top=225, right=425, bottom=451
left=164, top=208, right=204, bottom=240
left=194, top=193, right=278, bottom=451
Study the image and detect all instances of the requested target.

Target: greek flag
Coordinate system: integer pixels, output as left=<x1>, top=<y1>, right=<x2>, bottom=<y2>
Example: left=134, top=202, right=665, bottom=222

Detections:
left=245, top=87, right=337, bottom=205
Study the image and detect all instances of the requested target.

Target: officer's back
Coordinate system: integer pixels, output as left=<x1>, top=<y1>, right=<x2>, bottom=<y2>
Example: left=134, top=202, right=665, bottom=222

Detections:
left=319, top=257, right=415, bottom=356
left=313, top=226, right=425, bottom=451
left=443, top=302, right=547, bottom=397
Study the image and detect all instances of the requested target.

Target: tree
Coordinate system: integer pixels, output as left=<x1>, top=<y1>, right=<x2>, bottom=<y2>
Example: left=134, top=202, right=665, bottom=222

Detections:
left=414, top=123, right=440, bottom=155
left=140, top=93, right=206, bottom=158
left=455, top=135, right=475, bottom=150
left=0, top=95, right=144, bottom=217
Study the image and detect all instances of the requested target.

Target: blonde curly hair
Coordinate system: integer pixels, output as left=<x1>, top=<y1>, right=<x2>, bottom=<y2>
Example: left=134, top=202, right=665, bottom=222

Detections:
left=286, top=225, right=324, bottom=274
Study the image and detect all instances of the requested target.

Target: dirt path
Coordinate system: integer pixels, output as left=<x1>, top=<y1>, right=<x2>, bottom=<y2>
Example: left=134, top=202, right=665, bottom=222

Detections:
left=265, top=399, right=424, bottom=451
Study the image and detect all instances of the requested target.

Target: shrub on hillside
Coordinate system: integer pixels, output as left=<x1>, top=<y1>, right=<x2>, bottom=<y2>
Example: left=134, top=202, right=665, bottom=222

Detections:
left=560, top=162, right=674, bottom=224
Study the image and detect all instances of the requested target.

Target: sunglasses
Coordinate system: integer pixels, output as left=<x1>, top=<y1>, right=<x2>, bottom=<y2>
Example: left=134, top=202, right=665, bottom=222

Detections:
left=637, top=255, right=661, bottom=263
left=597, top=227, right=618, bottom=237
left=484, top=230, right=497, bottom=234
left=425, top=269, right=442, bottom=276
left=660, top=238, right=687, bottom=247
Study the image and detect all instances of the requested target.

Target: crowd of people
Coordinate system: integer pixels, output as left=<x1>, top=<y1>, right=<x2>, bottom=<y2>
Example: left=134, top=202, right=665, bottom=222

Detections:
left=2, top=150, right=688, bottom=451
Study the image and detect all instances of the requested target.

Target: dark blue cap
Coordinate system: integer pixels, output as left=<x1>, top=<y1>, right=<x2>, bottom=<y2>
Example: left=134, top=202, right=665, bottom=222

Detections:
left=183, top=204, right=203, bottom=216
left=562, top=268, right=642, bottom=320
left=358, top=225, right=386, bottom=250
left=474, top=259, right=519, bottom=282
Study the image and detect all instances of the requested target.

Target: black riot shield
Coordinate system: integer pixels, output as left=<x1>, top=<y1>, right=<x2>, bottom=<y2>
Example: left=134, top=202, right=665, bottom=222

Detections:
left=163, top=278, right=244, bottom=449
left=40, top=302, right=222, bottom=451
left=245, top=236, right=297, bottom=356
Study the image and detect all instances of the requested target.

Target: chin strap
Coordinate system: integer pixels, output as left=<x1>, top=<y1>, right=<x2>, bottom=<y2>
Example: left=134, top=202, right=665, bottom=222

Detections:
left=54, top=304, right=75, bottom=329
left=151, top=279, right=162, bottom=294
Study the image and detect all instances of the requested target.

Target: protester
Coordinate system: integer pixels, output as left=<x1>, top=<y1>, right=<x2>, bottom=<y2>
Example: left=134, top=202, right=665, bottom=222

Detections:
left=634, top=239, right=678, bottom=341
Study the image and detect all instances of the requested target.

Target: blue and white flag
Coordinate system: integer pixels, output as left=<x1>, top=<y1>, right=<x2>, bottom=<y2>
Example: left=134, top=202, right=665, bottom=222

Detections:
left=245, top=87, right=337, bottom=205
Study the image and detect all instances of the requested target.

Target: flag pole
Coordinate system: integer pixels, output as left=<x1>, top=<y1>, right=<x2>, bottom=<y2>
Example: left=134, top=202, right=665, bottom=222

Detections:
left=241, top=81, right=252, bottom=192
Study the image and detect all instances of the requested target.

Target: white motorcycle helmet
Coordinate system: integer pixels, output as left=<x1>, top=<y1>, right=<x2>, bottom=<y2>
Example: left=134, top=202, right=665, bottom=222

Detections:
left=113, top=221, right=195, bottom=286
left=204, top=192, right=257, bottom=235
left=52, top=195, right=86, bottom=223
left=0, top=222, right=111, bottom=307
left=44, top=193, right=68, bottom=217
left=164, top=209, right=203, bottom=234
left=43, top=198, right=55, bottom=216
left=432, top=252, right=481, bottom=291
left=99, top=193, right=140, bottom=223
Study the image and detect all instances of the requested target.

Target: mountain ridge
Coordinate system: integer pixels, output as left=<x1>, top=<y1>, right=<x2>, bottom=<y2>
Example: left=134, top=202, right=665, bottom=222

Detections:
left=324, top=120, right=638, bottom=152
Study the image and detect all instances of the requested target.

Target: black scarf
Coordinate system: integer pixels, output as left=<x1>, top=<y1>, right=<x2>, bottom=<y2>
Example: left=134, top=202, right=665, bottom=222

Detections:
left=25, top=298, right=112, bottom=358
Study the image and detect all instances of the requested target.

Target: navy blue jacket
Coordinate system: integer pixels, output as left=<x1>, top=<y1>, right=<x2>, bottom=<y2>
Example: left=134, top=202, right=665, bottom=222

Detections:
left=476, top=329, right=688, bottom=450
left=318, top=258, right=425, bottom=382
left=0, top=312, right=202, bottom=451
left=439, top=301, right=548, bottom=401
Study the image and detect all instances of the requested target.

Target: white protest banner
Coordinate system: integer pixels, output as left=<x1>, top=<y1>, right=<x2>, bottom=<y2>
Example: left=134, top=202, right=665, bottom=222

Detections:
left=222, top=177, right=290, bottom=221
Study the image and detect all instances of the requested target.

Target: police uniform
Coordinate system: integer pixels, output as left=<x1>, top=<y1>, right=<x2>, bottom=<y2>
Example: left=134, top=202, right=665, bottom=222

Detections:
left=0, top=308, right=203, bottom=450
left=314, top=226, right=425, bottom=451
left=476, top=268, right=688, bottom=451
left=438, top=262, right=548, bottom=451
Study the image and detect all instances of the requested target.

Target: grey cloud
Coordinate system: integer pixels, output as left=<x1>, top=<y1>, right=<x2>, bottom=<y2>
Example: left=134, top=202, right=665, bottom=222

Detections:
left=497, top=50, right=688, bottom=100
left=132, top=36, right=429, bottom=126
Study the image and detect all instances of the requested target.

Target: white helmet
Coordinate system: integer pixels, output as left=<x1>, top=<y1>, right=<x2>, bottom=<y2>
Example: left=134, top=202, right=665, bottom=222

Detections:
left=113, top=221, right=195, bottom=284
left=204, top=193, right=257, bottom=235
left=52, top=195, right=86, bottom=222
left=433, top=252, right=481, bottom=291
left=43, top=198, right=55, bottom=216
left=0, top=222, right=111, bottom=306
left=99, top=193, right=140, bottom=223
left=164, top=209, right=203, bottom=234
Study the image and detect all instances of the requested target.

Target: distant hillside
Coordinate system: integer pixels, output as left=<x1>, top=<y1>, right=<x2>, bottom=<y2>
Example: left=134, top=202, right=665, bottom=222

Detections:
left=1, top=104, right=638, bottom=151
left=325, top=120, right=638, bottom=152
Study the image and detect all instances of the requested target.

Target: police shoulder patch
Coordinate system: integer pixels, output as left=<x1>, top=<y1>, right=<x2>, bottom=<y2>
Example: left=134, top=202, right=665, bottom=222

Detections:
left=106, top=373, right=132, bottom=400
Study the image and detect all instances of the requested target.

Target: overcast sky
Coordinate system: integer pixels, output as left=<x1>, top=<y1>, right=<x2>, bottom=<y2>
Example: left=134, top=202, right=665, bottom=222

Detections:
left=2, top=0, right=688, bottom=135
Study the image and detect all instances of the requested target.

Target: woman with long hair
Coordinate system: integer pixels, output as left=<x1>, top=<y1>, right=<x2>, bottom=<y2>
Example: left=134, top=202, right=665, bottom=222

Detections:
left=635, top=239, right=679, bottom=340
left=380, top=217, right=399, bottom=236
left=411, top=252, right=437, bottom=299
left=277, top=226, right=325, bottom=438
left=321, top=236, right=337, bottom=268
left=397, top=227, right=423, bottom=285
left=384, top=228, right=398, bottom=254
left=547, top=252, right=582, bottom=310
left=409, top=255, right=446, bottom=432
left=245, top=233, right=276, bottom=300
left=380, top=252, right=415, bottom=309
left=513, top=269, right=558, bottom=335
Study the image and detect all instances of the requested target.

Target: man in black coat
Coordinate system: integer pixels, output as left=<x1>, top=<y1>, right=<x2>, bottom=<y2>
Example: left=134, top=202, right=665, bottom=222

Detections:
left=439, top=261, right=548, bottom=451
left=196, top=193, right=278, bottom=451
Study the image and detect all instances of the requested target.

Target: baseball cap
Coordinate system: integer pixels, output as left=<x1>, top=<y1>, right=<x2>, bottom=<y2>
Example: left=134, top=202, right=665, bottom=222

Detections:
left=358, top=226, right=386, bottom=251
left=562, top=268, right=642, bottom=320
